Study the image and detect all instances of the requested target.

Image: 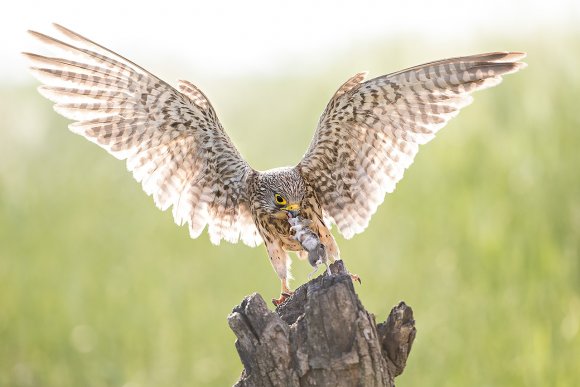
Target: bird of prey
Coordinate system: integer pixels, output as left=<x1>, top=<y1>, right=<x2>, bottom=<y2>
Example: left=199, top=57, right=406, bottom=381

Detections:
left=24, top=24, right=526, bottom=305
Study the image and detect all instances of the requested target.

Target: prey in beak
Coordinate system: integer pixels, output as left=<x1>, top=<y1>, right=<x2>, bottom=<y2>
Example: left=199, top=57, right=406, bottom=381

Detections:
left=282, top=203, right=300, bottom=218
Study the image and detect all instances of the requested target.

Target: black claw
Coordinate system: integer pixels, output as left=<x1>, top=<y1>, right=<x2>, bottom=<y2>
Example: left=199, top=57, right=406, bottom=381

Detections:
left=272, top=292, right=293, bottom=306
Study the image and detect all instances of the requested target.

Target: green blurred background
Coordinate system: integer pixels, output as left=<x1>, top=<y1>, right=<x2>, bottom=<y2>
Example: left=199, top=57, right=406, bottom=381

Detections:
left=1, top=16, right=580, bottom=387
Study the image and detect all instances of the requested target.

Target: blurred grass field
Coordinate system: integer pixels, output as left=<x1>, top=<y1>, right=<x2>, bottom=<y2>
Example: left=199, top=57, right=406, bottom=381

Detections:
left=1, top=33, right=579, bottom=386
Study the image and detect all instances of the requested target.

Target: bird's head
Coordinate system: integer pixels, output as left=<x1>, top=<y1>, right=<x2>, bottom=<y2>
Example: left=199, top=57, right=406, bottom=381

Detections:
left=257, top=167, right=305, bottom=219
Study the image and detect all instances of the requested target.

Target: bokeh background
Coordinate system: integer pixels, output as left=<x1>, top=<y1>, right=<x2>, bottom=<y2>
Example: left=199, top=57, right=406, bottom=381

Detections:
left=1, top=1, right=580, bottom=386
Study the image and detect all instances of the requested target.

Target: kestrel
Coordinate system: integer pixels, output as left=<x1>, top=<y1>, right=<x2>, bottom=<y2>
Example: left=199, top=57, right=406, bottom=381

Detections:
left=25, top=24, right=526, bottom=305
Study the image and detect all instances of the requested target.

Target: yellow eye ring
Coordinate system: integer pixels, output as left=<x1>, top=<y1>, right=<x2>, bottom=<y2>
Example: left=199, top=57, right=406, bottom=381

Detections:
left=274, top=193, right=287, bottom=206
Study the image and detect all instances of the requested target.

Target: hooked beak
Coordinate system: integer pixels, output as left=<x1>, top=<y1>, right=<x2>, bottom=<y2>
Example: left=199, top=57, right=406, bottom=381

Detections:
left=282, top=203, right=300, bottom=218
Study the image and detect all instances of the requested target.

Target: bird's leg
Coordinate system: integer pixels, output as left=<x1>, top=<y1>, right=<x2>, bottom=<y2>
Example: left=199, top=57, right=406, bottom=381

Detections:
left=272, top=278, right=294, bottom=306
left=316, top=223, right=340, bottom=262
left=266, top=242, right=294, bottom=306
left=315, top=223, right=358, bottom=280
left=281, top=278, right=293, bottom=295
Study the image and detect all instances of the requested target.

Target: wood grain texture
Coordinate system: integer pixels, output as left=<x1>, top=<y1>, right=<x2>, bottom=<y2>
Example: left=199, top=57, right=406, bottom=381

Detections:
left=228, top=261, right=416, bottom=386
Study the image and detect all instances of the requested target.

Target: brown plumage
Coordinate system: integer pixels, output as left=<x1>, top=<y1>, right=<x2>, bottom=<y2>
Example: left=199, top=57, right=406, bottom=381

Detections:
left=24, top=24, right=527, bottom=305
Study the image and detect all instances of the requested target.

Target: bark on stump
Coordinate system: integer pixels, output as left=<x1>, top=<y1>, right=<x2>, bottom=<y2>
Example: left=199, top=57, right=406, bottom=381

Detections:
left=228, top=261, right=416, bottom=387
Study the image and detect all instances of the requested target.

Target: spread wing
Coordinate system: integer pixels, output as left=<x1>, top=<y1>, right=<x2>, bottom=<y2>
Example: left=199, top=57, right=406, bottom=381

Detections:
left=298, top=52, right=526, bottom=239
left=24, top=24, right=262, bottom=247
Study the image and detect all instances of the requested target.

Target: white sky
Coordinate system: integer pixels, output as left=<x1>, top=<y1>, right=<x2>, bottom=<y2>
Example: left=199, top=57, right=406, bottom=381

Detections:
left=3, top=0, right=580, bottom=84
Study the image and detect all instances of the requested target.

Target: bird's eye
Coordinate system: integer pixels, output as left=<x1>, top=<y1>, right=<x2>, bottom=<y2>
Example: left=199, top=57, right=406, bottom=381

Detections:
left=274, top=193, right=287, bottom=206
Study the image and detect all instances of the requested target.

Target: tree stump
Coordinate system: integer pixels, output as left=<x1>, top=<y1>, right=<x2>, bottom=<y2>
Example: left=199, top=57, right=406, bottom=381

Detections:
left=228, top=261, right=416, bottom=387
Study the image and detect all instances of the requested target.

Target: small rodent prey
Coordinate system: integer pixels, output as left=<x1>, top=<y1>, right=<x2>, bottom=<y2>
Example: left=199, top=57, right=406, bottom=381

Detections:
left=288, top=216, right=331, bottom=278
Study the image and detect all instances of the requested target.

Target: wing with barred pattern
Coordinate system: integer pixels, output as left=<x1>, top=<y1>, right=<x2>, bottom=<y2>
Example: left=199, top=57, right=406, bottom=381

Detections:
left=298, top=52, right=526, bottom=239
left=24, top=24, right=262, bottom=246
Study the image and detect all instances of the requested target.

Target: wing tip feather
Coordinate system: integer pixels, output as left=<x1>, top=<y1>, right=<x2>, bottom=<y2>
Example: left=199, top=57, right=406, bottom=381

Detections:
left=497, top=51, right=527, bottom=62
left=51, top=23, right=84, bottom=42
left=480, top=51, right=527, bottom=75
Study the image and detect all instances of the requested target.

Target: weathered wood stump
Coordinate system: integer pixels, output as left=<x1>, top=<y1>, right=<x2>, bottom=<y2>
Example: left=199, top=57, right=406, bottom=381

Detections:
left=228, top=261, right=416, bottom=386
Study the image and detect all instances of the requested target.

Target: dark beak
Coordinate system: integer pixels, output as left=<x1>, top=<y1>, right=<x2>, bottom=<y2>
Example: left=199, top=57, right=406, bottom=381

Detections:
left=287, top=209, right=300, bottom=218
